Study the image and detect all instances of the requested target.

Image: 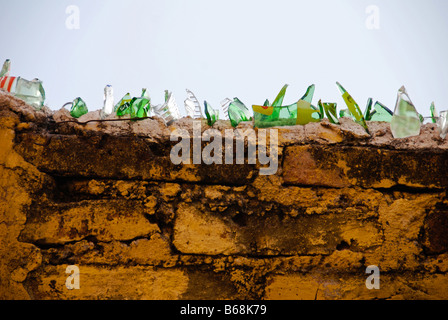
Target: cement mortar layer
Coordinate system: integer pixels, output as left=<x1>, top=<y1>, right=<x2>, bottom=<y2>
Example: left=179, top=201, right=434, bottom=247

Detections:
left=0, top=91, right=447, bottom=300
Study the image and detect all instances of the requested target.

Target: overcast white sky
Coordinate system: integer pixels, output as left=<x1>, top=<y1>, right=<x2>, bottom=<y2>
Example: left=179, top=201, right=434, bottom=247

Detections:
left=1, top=0, right=448, bottom=117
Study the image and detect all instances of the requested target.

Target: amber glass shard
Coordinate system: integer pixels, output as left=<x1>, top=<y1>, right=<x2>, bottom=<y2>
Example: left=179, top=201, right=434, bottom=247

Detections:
left=336, top=82, right=369, bottom=133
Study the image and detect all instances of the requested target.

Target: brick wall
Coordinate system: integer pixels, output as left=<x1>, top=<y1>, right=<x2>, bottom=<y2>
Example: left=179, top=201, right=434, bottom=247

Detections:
left=1, top=91, right=447, bottom=300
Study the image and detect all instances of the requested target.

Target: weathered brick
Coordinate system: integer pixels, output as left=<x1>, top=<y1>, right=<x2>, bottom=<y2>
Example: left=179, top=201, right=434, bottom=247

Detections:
left=283, top=145, right=448, bottom=189
left=19, top=200, right=160, bottom=245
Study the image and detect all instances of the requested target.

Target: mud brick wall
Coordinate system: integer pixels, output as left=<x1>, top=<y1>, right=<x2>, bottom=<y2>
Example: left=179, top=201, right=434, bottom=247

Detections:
left=1, top=91, right=447, bottom=300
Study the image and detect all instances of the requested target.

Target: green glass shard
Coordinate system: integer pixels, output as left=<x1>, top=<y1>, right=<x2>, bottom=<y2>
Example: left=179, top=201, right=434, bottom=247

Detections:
left=263, top=99, right=270, bottom=107
left=130, top=96, right=150, bottom=119
left=319, top=100, right=339, bottom=124
left=364, top=98, right=373, bottom=121
left=272, top=84, right=289, bottom=107
left=390, top=86, right=421, bottom=138
left=370, top=101, right=393, bottom=122
left=228, top=98, right=252, bottom=127
left=419, top=113, right=424, bottom=124
left=269, top=84, right=289, bottom=120
left=300, top=84, right=315, bottom=104
left=253, top=103, right=297, bottom=128
left=70, top=97, right=88, bottom=118
left=204, top=101, right=219, bottom=126
left=252, top=84, right=318, bottom=128
left=115, top=93, right=132, bottom=115
left=0, top=59, right=10, bottom=77
left=430, top=102, right=438, bottom=124
left=336, top=82, right=369, bottom=133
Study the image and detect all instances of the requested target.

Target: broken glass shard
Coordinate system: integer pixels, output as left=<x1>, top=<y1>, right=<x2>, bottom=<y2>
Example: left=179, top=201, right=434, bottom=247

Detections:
left=252, top=84, right=318, bottom=128
left=130, top=89, right=151, bottom=119
left=437, top=111, right=448, bottom=139
left=339, top=109, right=352, bottom=118
left=152, top=90, right=180, bottom=125
left=419, top=113, right=424, bottom=123
left=269, top=84, right=289, bottom=120
left=229, top=98, right=252, bottom=127
left=205, top=101, right=219, bottom=126
left=101, top=85, right=114, bottom=118
left=336, top=82, right=369, bottom=133
left=296, top=99, right=320, bottom=126
left=115, top=93, right=132, bottom=116
left=185, top=89, right=203, bottom=119
left=364, top=98, right=373, bottom=121
left=0, top=59, right=10, bottom=77
left=430, top=102, right=438, bottom=124
left=220, top=98, right=232, bottom=120
left=390, top=86, right=421, bottom=138
left=0, top=59, right=45, bottom=109
left=253, top=103, right=297, bottom=128
left=1, top=76, right=46, bottom=110
left=319, top=100, right=339, bottom=124
left=70, top=97, right=88, bottom=118
left=370, top=101, right=393, bottom=122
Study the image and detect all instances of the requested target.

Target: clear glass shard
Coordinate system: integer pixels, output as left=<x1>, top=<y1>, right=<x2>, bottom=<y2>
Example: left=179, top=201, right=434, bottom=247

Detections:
left=390, top=86, right=421, bottom=138
left=319, top=100, right=339, bottom=124
left=336, top=82, right=369, bottom=133
left=204, top=101, right=219, bottom=126
left=184, top=99, right=195, bottom=118
left=152, top=90, right=180, bottom=125
left=101, top=85, right=114, bottom=118
left=70, top=97, right=88, bottom=118
left=14, top=77, right=46, bottom=110
left=228, top=98, right=252, bottom=127
left=115, top=93, right=132, bottom=115
left=220, top=98, right=232, bottom=120
left=430, top=102, right=438, bottom=124
left=437, top=111, right=448, bottom=139
left=0, top=59, right=10, bottom=77
left=185, top=89, right=203, bottom=119
left=370, top=101, right=393, bottom=122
